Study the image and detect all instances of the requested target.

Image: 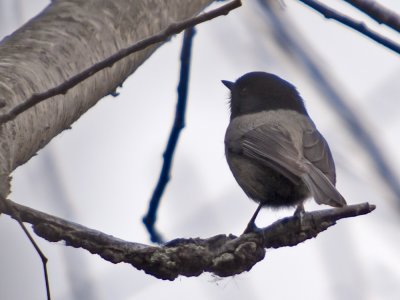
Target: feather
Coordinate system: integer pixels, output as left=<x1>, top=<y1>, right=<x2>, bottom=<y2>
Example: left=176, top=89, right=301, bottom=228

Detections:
left=234, top=111, right=346, bottom=207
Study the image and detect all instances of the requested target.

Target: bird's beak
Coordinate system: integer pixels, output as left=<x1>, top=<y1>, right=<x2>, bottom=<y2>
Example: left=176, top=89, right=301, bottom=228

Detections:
left=221, top=80, right=234, bottom=90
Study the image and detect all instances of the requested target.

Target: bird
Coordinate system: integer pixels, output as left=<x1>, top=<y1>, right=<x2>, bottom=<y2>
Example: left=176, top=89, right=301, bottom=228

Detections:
left=222, top=71, right=346, bottom=233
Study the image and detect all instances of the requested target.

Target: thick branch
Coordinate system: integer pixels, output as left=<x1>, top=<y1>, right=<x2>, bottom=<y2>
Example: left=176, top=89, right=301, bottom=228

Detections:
left=0, top=198, right=375, bottom=280
left=0, top=0, right=237, bottom=197
left=343, top=0, right=400, bottom=32
left=0, top=0, right=241, bottom=125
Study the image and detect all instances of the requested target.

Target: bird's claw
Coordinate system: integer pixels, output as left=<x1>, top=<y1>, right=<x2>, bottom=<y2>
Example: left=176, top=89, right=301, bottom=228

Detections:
left=243, top=221, right=260, bottom=234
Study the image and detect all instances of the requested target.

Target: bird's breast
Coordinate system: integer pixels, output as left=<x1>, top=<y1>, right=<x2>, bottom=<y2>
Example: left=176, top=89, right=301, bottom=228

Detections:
left=225, top=150, right=309, bottom=207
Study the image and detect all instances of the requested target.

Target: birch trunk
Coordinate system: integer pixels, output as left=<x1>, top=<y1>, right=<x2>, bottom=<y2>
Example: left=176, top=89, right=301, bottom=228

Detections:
left=0, top=0, right=213, bottom=196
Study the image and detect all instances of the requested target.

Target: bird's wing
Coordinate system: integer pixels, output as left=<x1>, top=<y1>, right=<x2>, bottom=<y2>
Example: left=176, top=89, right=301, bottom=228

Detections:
left=302, top=128, right=336, bottom=185
left=241, top=123, right=346, bottom=207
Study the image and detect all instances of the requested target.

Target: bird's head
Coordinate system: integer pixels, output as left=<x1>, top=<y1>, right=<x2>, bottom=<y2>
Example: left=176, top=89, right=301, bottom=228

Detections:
left=222, top=72, right=307, bottom=119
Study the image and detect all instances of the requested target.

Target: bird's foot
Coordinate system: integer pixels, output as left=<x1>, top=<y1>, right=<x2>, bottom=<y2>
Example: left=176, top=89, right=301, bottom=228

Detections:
left=242, top=221, right=260, bottom=234
left=294, top=203, right=307, bottom=230
left=242, top=203, right=263, bottom=234
left=294, top=203, right=305, bottom=216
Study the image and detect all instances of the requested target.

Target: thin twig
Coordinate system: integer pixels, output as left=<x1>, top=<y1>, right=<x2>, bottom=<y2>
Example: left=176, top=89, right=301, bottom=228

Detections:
left=0, top=197, right=375, bottom=280
left=142, top=27, right=196, bottom=244
left=0, top=0, right=242, bottom=125
left=1, top=198, right=51, bottom=300
left=298, top=0, right=400, bottom=54
left=343, top=0, right=400, bottom=32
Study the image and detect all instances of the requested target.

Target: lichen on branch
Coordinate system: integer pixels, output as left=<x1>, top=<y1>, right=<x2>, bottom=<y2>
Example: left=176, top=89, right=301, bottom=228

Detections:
left=0, top=198, right=375, bottom=280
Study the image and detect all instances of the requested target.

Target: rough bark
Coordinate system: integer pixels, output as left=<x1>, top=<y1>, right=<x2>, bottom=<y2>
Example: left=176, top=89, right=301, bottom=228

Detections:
left=0, top=0, right=214, bottom=196
left=0, top=199, right=375, bottom=280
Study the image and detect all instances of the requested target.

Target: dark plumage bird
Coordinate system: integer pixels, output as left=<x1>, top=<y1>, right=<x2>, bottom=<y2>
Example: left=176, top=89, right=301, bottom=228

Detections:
left=222, top=72, right=346, bottom=232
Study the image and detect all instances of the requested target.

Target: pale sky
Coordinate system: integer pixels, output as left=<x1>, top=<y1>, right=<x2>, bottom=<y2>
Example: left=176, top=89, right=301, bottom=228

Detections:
left=1, top=1, right=399, bottom=299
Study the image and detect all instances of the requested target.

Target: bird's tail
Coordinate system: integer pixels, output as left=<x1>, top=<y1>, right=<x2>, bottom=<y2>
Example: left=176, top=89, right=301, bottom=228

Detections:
left=302, top=164, right=347, bottom=208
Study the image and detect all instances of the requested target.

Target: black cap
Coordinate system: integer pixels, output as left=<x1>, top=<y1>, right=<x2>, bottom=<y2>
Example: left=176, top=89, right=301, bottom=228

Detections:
left=222, top=72, right=307, bottom=119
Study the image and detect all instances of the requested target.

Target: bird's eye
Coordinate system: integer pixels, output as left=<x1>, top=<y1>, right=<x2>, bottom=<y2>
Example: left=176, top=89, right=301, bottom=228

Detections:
left=239, top=87, right=248, bottom=95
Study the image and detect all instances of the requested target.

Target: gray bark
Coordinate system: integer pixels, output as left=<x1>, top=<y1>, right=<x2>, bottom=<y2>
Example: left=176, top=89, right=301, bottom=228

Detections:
left=0, top=198, right=375, bottom=280
left=0, top=0, right=213, bottom=196
left=0, top=200, right=375, bottom=280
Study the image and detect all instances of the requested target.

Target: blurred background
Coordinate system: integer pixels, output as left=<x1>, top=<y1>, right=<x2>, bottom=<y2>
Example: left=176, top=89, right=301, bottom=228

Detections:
left=0, top=0, right=399, bottom=299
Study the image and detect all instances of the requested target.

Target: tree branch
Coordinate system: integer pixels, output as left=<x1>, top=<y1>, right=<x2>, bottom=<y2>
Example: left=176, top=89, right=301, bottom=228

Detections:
left=142, top=27, right=196, bottom=244
left=3, top=200, right=51, bottom=300
left=298, top=0, right=400, bottom=54
left=0, top=0, right=241, bottom=125
left=0, top=0, right=229, bottom=197
left=0, top=198, right=375, bottom=280
left=343, top=0, right=400, bottom=32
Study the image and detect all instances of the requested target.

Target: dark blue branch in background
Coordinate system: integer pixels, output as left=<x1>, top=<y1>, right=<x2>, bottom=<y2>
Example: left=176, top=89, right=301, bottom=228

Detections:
left=258, top=0, right=400, bottom=208
left=298, top=0, right=400, bottom=55
left=143, top=27, right=196, bottom=243
left=343, top=0, right=400, bottom=33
